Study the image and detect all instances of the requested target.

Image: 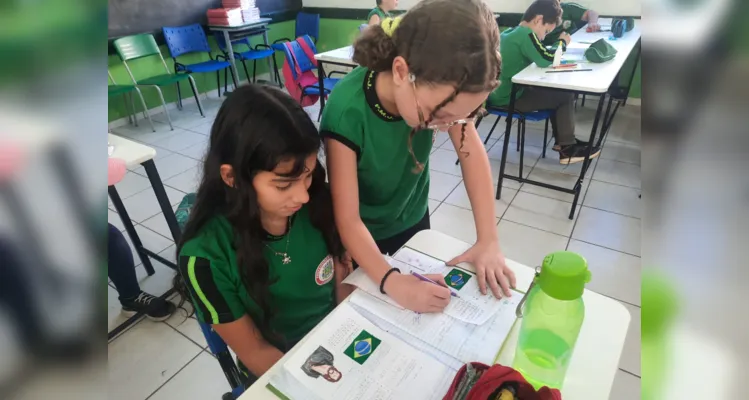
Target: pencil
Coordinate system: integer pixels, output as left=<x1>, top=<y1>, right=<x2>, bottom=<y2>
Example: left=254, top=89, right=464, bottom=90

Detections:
left=411, top=271, right=461, bottom=298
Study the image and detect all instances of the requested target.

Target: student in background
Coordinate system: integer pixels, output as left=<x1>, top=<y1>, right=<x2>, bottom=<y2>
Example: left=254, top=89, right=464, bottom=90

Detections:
left=174, top=85, right=354, bottom=381
left=367, top=0, right=398, bottom=26
left=323, top=0, right=515, bottom=315
left=543, top=1, right=600, bottom=46
left=488, top=0, right=601, bottom=164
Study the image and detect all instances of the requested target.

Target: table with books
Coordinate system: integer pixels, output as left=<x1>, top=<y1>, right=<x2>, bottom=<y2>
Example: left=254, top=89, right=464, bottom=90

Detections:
left=496, top=18, right=641, bottom=220
left=241, top=229, right=631, bottom=400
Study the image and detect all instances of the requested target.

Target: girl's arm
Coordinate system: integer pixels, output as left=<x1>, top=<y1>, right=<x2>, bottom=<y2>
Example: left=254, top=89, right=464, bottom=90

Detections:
left=325, top=139, right=450, bottom=313
left=450, top=122, right=516, bottom=298
left=213, top=316, right=284, bottom=376
left=334, top=253, right=355, bottom=304
left=368, top=14, right=381, bottom=26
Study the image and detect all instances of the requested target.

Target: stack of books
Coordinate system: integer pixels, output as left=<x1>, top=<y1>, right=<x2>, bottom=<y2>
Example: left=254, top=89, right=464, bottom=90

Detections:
left=206, top=8, right=243, bottom=26
left=222, top=0, right=261, bottom=23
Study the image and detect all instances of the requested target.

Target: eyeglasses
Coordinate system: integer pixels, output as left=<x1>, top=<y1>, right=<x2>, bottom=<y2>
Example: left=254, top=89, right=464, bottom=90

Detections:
left=411, top=77, right=477, bottom=132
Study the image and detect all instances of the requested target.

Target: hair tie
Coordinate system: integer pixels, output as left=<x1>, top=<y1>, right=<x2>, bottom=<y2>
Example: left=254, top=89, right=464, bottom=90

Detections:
left=381, top=16, right=402, bottom=37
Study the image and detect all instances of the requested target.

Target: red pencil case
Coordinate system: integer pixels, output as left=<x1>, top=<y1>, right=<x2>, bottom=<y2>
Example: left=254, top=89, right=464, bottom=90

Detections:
left=442, top=362, right=562, bottom=400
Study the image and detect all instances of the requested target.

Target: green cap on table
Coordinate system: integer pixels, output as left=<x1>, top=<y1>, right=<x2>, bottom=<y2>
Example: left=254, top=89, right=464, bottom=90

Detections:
left=585, top=39, right=618, bottom=63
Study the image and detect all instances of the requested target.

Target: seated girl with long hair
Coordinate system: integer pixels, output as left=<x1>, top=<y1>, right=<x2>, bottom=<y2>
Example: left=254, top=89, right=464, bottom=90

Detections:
left=174, top=84, right=353, bottom=382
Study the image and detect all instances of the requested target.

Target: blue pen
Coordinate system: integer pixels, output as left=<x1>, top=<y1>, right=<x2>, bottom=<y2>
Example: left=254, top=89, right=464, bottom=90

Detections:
left=411, top=271, right=461, bottom=298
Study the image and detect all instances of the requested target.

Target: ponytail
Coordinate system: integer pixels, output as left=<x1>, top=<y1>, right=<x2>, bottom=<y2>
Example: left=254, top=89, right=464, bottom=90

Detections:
left=352, top=17, right=401, bottom=72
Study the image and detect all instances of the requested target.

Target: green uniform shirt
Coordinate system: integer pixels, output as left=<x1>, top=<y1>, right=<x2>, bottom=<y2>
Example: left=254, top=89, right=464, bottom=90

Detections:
left=320, top=67, right=432, bottom=241
left=178, top=205, right=335, bottom=347
left=367, top=7, right=391, bottom=23
left=543, top=2, right=588, bottom=46
left=488, top=25, right=557, bottom=106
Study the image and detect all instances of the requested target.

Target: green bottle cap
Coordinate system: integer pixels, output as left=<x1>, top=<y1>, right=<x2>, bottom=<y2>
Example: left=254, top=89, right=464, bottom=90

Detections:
left=538, top=251, right=591, bottom=300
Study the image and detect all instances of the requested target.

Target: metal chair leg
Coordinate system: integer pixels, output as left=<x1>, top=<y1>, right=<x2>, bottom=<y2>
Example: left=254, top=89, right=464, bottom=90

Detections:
left=153, top=86, right=173, bottom=130
left=241, top=59, right=251, bottom=84
left=516, top=118, right=522, bottom=152
left=133, top=87, right=155, bottom=132
left=122, top=93, right=133, bottom=126
left=216, top=70, right=221, bottom=97
left=519, top=119, right=526, bottom=178
left=542, top=118, right=549, bottom=158
left=187, top=75, right=205, bottom=117
left=176, top=82, right=183, bottom=110
left=252, top=59, right=257, bottom=83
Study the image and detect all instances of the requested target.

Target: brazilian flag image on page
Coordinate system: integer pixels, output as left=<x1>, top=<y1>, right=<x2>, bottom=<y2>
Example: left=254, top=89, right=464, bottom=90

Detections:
left=343, top=330, right=382, bottom=365
left=444, top=268, right=472, bottom=290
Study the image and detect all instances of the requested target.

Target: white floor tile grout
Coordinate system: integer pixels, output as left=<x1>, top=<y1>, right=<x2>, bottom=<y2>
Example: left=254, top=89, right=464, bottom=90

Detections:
left=144, top=351, right=204, bottom=400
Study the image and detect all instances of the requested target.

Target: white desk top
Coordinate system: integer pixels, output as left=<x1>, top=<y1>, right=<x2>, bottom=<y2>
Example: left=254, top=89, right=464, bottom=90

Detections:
left=108, top=133, right=156, bottom=168
left=241, top=229, right=630, bottom=400
left=314, top=45, right=356, bottom=66
left=512, top=18, right=641, bottom=93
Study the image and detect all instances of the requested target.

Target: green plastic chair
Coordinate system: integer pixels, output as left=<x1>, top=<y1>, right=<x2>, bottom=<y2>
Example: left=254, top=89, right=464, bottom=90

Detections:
left=108, top=71, right=155, bottom=131
left=113, top=34, right=205, bottom=130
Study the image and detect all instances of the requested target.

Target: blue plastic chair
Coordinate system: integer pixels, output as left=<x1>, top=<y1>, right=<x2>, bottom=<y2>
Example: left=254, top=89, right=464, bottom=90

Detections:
left=163, top=24, right=236, bottom=99
left=455, top=107, right=553, bottom=165
left=273, top=35, right=344, bottom=120
left=200, top=322, right=246, bottom=400
left=295, top=12, right=320, bottom=43
left=214, top=34, right=279, bottom=89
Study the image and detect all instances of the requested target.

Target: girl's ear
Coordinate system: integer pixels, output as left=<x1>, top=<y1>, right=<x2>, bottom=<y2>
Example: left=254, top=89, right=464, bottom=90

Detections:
left=391, top=56, right=410, bottom=87
left=220, top=164, right=235, bottom=187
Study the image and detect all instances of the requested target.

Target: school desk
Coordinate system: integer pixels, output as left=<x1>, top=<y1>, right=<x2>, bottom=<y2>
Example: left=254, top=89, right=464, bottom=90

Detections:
left=107, top=134, right=180, bottom=339
left=208, top=18, right=274, bottom=89
left=313, top=45, right=356, bottom=114
left=240, top=229, right=631, bottom=400
left=496, top=18, right=641, bottom=219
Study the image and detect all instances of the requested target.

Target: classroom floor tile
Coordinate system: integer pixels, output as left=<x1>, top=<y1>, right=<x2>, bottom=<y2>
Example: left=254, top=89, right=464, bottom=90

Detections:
left=430, top=203, right=493, bottom=245
left=108, top=209, right=126, bottom=232
left=503, top=191, right=579, bottom=236
left=147, top=352, right=229, bottom=400
left=164, top=167, right=202, bottom=194
left=584, top=180, right=642, bottom=218
left=176, top=140, right=210, bottom=161
left=429, top=148, right=465, bottom=177
left=572, top=207, right=641, bottom=256
left=609, top=370, right=641, bottom=400
left=120, top=185, right=183, bottom=223
left=496, top=220, right=570, bottom=268
left=593, top=158, right=641, bottom=189
left=152, top=130, right=209, bottom=153
left=444, top=183, right=517, bottom=218
left=486, top=141, right=543, bottom=167
left=139, top=210, right=180, bottom=240
left=599, top=139, right=641, bottom=165
left=121, top=225, right=175, bottom=269
left=154, top=110, right=210, bottom=131
left=108, top=320, right=203, bottom=400
left=428, top=171, right=462, bottom=202
left=114, top=172, right=153, bottom=199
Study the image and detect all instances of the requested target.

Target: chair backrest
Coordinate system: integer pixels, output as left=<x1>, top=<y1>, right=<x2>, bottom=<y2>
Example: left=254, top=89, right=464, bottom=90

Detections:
left=113, top=34, right=161, bottom=61
left=295, top=12, right=320, bottom=42
left=163, top=24, right=212, bottom=58
left=288, top=35, right=318, bottom=74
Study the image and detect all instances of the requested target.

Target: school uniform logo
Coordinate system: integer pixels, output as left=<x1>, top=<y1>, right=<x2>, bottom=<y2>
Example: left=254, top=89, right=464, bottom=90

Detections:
left=315, top=255, right=335, bottom=285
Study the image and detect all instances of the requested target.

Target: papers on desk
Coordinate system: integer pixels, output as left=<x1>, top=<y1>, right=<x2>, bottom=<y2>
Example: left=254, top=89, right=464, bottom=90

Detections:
left=343, top=249, right=510, bottom=325
left=270, top=304, right=454, bottom=400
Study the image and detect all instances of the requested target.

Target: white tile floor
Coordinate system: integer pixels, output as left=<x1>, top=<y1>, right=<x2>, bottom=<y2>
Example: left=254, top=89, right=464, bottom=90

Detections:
left=108, top=95, right=641, bottom=399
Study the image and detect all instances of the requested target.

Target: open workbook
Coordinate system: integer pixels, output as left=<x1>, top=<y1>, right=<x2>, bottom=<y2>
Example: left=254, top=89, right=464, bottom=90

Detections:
left=267, top=248, right=521, bottom=400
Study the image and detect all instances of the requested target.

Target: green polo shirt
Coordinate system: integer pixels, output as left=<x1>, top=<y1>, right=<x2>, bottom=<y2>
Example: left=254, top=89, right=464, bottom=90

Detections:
left=367, top=7, right=391, bottom=22
left=178, top=205, right=335, bottom=348
left=543, top=2, right=588, bottom=46
left=320, top=67, right=432, bottom=241
left=489, top=25, right=557, bottom=106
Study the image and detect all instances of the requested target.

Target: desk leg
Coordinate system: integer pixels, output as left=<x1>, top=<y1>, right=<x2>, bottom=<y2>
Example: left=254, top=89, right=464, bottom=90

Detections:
left=496, top=84, right=518, bottom=200
left=262, top=29, right=276, bottom=85
left=569, top=93, right=607, bottom=219
left=223, top=31, right=240, bottom=90
left=142, top=160, right=182, bottom=244
left=318, top=61, right=326, bottom=115
left=109, top=186, right=155, bottom=276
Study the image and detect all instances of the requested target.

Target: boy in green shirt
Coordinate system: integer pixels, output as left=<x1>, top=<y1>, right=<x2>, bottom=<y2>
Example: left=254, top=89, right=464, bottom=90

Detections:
left=488, top=0, right=601, bottom=164
left=543, top=1, right=600, bottom=46
left=367, top=0, right=397, bottom=26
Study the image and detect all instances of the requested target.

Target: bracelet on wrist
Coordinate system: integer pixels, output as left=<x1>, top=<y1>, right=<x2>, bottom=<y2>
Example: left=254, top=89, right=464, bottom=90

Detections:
left=379, top=267, right=401, bottom=295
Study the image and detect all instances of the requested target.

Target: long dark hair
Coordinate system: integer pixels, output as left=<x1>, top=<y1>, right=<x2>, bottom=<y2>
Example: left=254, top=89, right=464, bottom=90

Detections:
left=174, top=84, right=344, bottom=340
left=353, top=0, right=501, bottom=170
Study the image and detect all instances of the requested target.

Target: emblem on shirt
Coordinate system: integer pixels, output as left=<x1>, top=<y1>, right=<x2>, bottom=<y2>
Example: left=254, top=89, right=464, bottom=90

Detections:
left=315, top=255, right=335, bottom=285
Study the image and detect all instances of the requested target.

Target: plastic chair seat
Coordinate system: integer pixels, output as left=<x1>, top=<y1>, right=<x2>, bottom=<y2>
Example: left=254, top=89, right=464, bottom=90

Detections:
left=487, top=107, right=552, bottom=122
left=302, top=78, right=339, bottom=95
left=108, top=85, right=136, bottom=96
left=179, top=60, right=231, bottom=73
left=235, top=48, right=274, bottom=61
left=136, top=73, right=191, bottom=86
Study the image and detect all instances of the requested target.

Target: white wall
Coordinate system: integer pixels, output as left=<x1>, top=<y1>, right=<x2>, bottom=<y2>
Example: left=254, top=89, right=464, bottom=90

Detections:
left=304, top=0, right=641, bottom=17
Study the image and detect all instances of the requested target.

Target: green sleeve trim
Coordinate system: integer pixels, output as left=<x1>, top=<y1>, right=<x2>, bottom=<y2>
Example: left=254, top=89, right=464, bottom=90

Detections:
left=529, top=33, right=555, bottom=62
left=187, top=256, right=220, bottom=324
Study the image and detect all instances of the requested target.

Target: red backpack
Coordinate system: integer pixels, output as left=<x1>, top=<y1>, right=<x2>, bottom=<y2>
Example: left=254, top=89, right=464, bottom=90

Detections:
left=278, top=36, right=321, bottom=107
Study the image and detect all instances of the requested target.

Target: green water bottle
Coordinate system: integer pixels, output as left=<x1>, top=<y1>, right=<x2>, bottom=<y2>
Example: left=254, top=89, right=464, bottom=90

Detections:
left=513, top=251, right=591, bottom=390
